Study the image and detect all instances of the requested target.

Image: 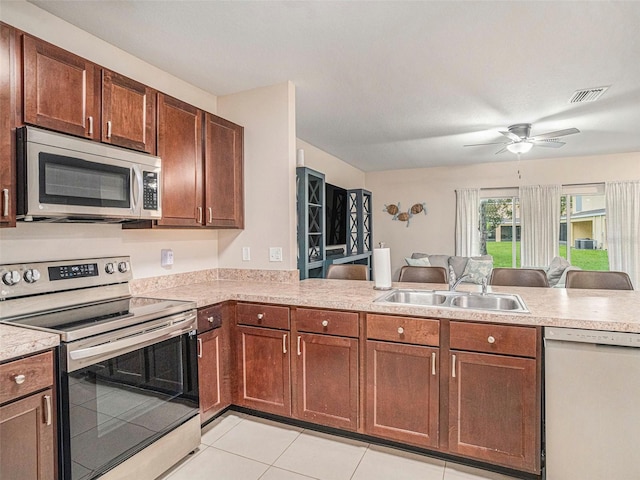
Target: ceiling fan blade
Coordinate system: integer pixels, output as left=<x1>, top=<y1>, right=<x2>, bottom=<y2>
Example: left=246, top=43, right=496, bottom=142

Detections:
left=532, top=128, right=580, bottom=140
left=463, top=141, right=509, bottom=147
left=499, top=130, right=522, bottom=142
left=494, top=146, right=509, bottom=154
left=534, top=140, right=566, bottom=148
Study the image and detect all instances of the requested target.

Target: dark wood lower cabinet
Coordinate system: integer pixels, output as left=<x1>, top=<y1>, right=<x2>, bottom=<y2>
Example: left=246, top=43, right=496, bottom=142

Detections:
left=0, top=388, right=55, bottom=480
left=293, top=333, right=358, bottom=431
left=365, top=341, right=439, bottom=448
left=236, top=325, right=291, bottom=416
left=198, top=328, right=227, bottom=422
left=448, top=351, right=539, bottom=473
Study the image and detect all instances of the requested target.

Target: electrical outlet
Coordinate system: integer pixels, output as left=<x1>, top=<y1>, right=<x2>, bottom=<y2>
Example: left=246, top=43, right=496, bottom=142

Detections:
left=161, top=249, right=174, bottom=267
left=269, top=247, right=283, bottom=262
left=242, top=247, right=251, bottom=261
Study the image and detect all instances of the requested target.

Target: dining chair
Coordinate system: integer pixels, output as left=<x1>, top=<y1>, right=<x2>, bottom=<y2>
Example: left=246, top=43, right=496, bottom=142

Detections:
left=325, top=264, right=369, bottom=280
left=398, top=266, right=448, bottom=283
left=489, top=268, right=550, bottom=287
left=565, top=270, right=633, bottom=290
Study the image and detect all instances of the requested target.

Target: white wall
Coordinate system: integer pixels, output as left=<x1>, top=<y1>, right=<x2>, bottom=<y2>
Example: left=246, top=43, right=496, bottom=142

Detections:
left=298, top=139, right=365, bottom=189
left=216, top=82, right=297, bottom=270
left=0, top=1, right=297, bottom=278
left=366, top=152, right=640, bottom=278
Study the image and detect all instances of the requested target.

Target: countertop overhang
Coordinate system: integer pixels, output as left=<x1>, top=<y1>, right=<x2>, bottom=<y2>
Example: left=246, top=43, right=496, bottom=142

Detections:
left=141, top=278, right=640, bottom=333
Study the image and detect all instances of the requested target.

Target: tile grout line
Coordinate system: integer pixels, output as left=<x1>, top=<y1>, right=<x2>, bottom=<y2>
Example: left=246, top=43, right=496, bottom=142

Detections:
left=347, top=441, right=371, bottom=480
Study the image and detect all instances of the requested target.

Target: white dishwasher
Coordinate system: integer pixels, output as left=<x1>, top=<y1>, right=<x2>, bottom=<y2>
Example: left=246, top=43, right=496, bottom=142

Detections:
left=545, top=327, right=640, bottom=480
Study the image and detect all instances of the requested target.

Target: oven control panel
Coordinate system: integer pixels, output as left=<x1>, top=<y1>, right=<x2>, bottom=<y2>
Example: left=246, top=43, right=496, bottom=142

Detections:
left=0, top=256, right=132, bottom=300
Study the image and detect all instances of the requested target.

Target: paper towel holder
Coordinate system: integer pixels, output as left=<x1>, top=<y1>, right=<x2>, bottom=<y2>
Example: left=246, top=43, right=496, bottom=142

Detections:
left=373, top=242, right=393, bottom=291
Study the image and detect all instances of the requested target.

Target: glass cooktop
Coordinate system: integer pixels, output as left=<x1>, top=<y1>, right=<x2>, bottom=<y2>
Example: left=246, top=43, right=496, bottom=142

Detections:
left=3, top=296, right=196, bottom=342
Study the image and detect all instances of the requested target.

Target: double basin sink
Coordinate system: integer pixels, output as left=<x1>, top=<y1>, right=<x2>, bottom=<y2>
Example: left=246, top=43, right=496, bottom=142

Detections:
left=375, top=289, right=529, bottom=313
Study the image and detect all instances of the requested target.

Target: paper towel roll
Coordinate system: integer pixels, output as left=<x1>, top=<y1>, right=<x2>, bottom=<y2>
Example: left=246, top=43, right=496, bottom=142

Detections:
left=296, top=148, right=305, bottom=167
left=373, top=248, right=392, bottom=290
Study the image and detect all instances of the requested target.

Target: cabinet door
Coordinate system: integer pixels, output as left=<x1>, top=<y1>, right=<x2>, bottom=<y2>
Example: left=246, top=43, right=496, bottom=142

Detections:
left=365, top=341, right=439, bottom=447
left=0, top=389, right=55, bottom=480
left=449, top=351, right=539, bottom=473
left=0, top=23, right=16, bottom=227
left=157, top=93, right=203, bottom=226
left=236, top=326, right=291, bottom=416
left=293, top=333, right=358, bottom=431
left=204, top=113, right=244, bottom=228
left=23, top=34, right=99, bottom=139
left=102, top=70, right=156, bottom=154
left=198, top=328, right=230, bottom=423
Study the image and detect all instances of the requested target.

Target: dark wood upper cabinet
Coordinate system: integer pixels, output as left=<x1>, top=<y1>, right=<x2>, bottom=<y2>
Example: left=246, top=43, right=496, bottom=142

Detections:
left=102, top=70, right=156, bottom=154
left=0, top=23, right=17, bottom=227
left=156, top=93, right=203, bottom=227
left=204, top=113, right=244, bottom=228
left=23, top=34, right=100, bottom=139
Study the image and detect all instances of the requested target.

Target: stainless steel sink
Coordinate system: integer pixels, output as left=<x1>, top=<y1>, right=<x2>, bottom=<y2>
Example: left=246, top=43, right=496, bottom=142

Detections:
left=380, top=290, right=448, bottom=306
left=449, top=293, right=526, bottom=311
left=375, top=289, right=529, bottom=313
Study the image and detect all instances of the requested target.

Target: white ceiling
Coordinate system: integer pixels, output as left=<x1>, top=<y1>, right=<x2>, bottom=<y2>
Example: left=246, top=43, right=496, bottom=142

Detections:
left=28, top=1, right=640, bottom=172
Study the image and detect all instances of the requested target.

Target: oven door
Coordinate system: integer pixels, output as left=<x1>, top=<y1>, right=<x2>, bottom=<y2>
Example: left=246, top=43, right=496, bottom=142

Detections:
left=58, top=312, right=199, bottom=480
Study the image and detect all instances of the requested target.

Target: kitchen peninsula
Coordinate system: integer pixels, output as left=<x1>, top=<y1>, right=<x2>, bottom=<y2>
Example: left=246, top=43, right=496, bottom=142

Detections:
left=2, top=274, right=638, bottom=478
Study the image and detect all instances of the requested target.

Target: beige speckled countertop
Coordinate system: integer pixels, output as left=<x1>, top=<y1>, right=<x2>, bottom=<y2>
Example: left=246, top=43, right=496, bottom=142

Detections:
left=0, top=324, right=59, bottom=363
left=142, top=278, right=640, bottom=333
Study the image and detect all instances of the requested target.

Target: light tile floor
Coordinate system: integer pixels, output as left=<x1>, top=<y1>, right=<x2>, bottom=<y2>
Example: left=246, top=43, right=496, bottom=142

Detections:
left=157, top=411, right=524, bottom=480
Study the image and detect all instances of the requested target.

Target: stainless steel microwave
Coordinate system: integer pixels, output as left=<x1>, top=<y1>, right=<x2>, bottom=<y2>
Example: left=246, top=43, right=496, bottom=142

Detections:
left=16, top=126, right=161, bottom=222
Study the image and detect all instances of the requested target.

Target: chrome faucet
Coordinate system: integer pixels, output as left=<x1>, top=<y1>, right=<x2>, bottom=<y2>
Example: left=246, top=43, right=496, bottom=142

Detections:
left=448, top=265, right=470, bottom=291
left=481, top=276, right=488, bottom=295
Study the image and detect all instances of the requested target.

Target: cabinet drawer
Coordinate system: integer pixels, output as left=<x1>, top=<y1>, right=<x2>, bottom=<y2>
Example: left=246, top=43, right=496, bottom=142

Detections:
left=197, top=303, right=225, bottom=332
left=295, top=308, right=359, bottom=337
left=367, top=314, right=439, bottom=346
left=450, top=322, right=537, bottom=358
left=0, top=351, right=53, bottom=405
left=237, top=303, right=289, bottom=330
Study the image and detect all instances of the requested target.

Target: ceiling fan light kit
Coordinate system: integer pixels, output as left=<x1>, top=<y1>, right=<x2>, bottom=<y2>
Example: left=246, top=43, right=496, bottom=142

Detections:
left=507, top=141, right=533, bottom=154
left=464, top=123, right=580, bottom=156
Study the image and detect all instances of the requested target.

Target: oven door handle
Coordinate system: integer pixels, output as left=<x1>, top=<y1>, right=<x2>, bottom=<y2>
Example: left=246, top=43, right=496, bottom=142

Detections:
left=69, top=316, right=194, bottom=362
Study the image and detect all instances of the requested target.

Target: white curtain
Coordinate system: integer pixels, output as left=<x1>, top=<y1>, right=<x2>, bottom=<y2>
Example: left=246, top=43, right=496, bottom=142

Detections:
left=455, top=188, right=480, bottom=256
left=520, top=185, right=561, bottom=267
left=606, top=180, right=640, bottom=289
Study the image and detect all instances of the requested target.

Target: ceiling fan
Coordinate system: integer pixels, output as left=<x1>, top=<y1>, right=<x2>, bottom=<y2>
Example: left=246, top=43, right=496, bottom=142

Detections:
left=464, top=123, right=580, bottom=155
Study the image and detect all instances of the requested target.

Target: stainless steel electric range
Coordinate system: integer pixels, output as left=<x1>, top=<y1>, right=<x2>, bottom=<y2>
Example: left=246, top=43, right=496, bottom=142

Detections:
left=0, top=256, right=201, bottom=480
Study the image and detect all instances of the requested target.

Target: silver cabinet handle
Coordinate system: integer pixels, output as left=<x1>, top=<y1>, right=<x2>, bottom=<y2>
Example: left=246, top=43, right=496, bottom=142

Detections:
left=321, top=320, right=329, bottom=327
left=282, top=334, right=287, bottom=354
left=2, top=189, right=8, bottom=217
left=197, top=338, right=203, bottom=358
left=397, top=327, right=404, bottom=335
left=88, top=116, right=93, bottom=135
left=487, top=336, right=496, bottom=344
left=44, top=395, right=52, bottom=426
left=452, top=354, right=457, bottom=378
left=208, top=207, right=213, bottom=223
left=14, top=374, right=26, bottom=385
left=197, top=207, right=203, bottom=223
left=257, top=313, right=264, bottom=320
left=207, top=316, right=214, bottom=323
left=297, top=335, right=301, bottom=356
left=107, top=120, right=112, bottom=139
left=431, top=352, right=436, bottom=376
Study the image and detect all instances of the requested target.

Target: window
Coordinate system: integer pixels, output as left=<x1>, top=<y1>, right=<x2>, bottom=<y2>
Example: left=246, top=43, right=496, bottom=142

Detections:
left=480, top=194, right=520, bottom=268
left=559, top=185, right=608, bottom=271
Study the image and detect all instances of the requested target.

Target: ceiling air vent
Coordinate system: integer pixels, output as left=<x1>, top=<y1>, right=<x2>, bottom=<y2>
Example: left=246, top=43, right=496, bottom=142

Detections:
left=569, top=86, right=609, bottom=104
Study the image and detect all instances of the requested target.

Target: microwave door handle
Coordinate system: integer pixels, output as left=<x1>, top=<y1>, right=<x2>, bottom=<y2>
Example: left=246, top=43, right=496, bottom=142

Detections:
left=131, top=165, right=143, bottom=214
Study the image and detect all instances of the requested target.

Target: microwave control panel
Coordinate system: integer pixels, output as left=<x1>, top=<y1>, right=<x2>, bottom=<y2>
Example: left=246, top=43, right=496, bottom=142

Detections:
left=142, top=172, right=159, bottom=210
